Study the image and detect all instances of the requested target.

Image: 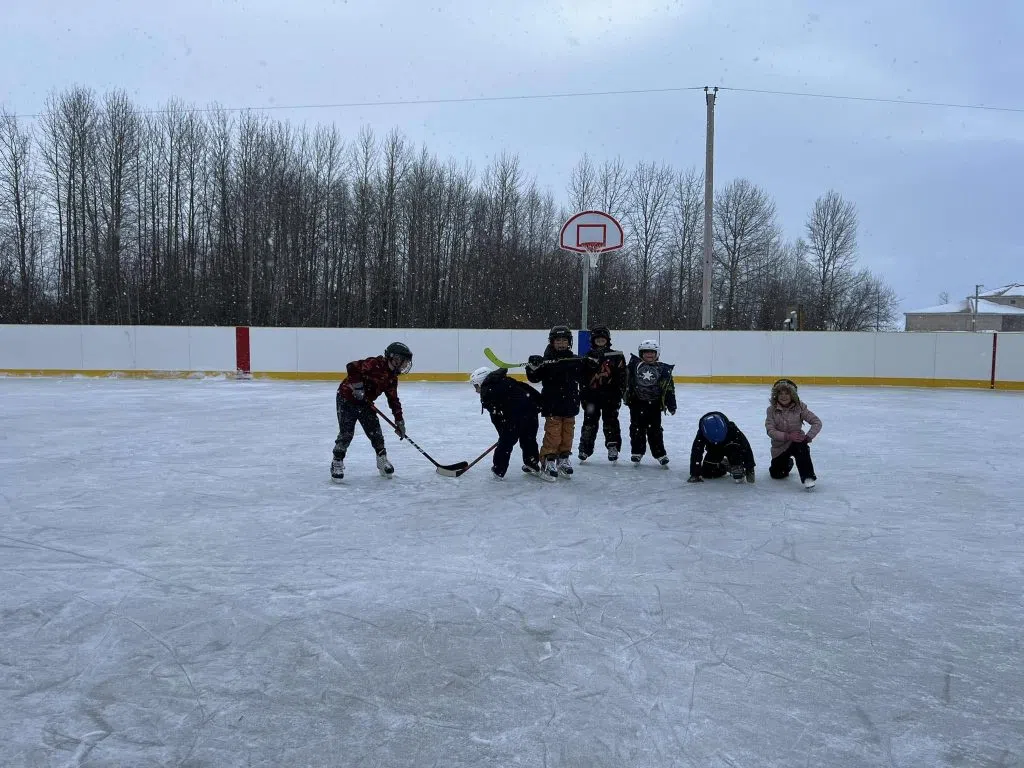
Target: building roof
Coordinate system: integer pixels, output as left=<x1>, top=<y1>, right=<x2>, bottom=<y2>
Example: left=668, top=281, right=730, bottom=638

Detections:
left=979, top=283, right=1024, bottom=299
left=904, top=298, right=1024, bottom=315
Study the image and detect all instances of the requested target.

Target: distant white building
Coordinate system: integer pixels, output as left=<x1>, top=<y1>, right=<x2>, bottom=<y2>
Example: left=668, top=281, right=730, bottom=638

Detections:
left=904, top=284, right=1024, bottom=331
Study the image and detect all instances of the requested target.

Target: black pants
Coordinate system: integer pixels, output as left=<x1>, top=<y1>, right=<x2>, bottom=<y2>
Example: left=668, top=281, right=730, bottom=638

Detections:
left=579, top=396, right=622, bottom=455
left=333, top=394, right=385, bottom=458
left=700, top=441, right=749, bottom=478
left=493, top=413, right=540, bottom=476
left=768, top=442, right=816, bottom=481
left=629, top=400, right=666, bottom=458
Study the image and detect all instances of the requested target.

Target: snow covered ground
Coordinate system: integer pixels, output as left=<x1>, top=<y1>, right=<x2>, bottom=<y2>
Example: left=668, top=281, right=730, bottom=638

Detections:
left=2, top=377, right=1022, bottom=767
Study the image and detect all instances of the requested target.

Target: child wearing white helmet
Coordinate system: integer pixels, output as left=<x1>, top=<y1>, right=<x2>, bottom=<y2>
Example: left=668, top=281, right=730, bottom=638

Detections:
left=470, top=367, right=543, bottom=479
left=624, top=339, right=676, bottom=467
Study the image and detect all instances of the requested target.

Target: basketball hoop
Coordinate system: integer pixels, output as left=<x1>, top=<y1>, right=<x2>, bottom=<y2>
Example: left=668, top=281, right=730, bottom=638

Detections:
left=559, top=210, right=625, bottom=340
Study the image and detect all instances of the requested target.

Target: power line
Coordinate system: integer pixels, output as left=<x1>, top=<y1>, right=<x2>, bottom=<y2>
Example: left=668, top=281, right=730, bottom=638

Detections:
left=719, top=86, right=1024, bottom=114
left=11, top=86, right=708, bottom=119
left=9, top=83, right=1024, bottom=120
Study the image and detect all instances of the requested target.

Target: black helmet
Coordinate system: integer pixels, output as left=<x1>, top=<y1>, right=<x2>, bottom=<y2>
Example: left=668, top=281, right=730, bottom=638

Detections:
left=548, top=325, right=573, bottom=346
left=385, top=341, right=413, bottom=374
left=589, top=325, right=611, bottom=344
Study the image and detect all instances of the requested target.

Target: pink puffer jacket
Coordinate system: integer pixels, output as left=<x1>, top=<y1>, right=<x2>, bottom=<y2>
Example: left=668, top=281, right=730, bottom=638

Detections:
left=765, top=401, right=822, bottom=458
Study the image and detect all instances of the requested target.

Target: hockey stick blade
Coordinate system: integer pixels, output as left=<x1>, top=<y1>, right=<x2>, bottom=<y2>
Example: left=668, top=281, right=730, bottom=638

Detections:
left=484, top=347, right=525, bottom=369
left=436, top=461, right=471, bottom=478
left=444, top=441, right=499, bottom=477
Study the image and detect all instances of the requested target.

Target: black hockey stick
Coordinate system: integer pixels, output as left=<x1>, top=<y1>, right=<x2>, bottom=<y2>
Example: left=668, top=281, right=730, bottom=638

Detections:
left=450, top=441, right=499, bottom=477
left=371, top=404, right=469, bottom=477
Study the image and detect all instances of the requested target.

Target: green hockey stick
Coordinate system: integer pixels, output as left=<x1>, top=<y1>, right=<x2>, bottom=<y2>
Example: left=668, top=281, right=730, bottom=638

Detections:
left=483, top=347, right=585, bottom=369
left=484, top=347, right=525, bottom=368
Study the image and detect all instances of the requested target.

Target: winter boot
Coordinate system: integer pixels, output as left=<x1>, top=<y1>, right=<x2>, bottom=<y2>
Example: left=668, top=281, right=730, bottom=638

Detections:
left=376, top=453, right=395, bottom=478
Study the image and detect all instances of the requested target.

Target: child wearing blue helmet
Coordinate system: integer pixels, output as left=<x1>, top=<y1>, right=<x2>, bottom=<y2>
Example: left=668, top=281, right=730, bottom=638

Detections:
left=687, top=411, right=756, bottom=484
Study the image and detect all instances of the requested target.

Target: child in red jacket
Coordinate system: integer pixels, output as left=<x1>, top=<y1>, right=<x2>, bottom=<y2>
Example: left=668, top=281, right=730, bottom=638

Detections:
left=331, top=342, right=412, bottom=481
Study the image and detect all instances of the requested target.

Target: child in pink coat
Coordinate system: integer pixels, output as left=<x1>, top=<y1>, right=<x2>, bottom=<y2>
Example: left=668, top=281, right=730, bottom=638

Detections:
left=765, top=378, right=822, bottom=489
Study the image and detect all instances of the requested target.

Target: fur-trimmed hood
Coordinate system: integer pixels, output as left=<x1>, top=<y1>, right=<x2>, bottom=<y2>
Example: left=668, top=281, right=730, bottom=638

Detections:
left=770, top=378, right=800, bottom=406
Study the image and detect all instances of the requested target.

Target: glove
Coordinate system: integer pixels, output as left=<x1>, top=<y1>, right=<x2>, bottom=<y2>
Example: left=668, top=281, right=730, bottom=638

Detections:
left=351, top=382, right=365, bottom=401
left=786, top=431, right=805, bottom=442
left=745, top=469, right=756, bottom=484
left=526, top=355, right=544, bottom=371
left=668, top=408, right=676, bottom=416
left=687, top=474, right=703, bottom=483
left=394, top=419, right=407, bottom=439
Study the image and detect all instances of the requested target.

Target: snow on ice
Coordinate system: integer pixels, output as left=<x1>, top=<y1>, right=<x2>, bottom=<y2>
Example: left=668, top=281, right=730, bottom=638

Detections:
left=1, top=378, right=1022, bottom=766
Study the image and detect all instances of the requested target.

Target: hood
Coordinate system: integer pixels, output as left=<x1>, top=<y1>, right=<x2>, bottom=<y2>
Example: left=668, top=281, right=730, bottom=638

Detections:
left=770, top=378, right=801, bottom=406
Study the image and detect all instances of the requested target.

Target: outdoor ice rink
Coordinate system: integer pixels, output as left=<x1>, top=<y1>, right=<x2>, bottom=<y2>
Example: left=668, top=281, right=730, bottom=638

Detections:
left=2, top=377, right=1022, bottom=767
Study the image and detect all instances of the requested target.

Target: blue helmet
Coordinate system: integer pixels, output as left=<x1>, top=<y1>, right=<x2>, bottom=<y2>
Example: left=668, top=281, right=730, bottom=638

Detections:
left=699, top=412, right=729, bottom=445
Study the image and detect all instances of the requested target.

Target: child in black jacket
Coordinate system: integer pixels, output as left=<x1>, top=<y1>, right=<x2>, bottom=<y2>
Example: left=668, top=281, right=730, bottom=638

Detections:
left=687, top=411, right=756, bottom=484
left=470, top=367, right=542, bottom=479
left=624, top=339, right=676, bottom=467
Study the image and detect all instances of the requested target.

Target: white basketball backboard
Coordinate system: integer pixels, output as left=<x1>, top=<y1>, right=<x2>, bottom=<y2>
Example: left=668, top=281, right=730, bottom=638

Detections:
left=559, top=210, right=624, bottom=253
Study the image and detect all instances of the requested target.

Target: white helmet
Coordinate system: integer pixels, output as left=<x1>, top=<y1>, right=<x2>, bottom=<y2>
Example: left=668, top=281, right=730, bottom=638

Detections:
left=639, top=339, right=659, bottom=357
left=469, top=367, right=491, bottom=387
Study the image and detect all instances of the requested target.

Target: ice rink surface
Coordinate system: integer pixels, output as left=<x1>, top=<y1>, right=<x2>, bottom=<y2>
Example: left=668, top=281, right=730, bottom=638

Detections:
left=2, top=377, right=1022, bottom=767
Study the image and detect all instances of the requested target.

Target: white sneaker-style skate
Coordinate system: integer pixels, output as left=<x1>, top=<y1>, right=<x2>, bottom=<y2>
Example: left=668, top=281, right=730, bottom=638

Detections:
left=802, top=477, right=816, bottom=490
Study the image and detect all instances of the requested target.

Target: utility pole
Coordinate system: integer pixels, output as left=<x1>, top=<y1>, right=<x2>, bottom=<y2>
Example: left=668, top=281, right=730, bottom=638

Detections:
left=700, top=86, right=718, bottom=330
left=972, top=284, right=983, bottom=332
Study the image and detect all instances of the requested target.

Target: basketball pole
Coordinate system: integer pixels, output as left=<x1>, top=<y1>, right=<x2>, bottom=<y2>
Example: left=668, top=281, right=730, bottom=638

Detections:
left=700, top=86, right=718, bottom=330
left=580, top=248, right=591, bottom=353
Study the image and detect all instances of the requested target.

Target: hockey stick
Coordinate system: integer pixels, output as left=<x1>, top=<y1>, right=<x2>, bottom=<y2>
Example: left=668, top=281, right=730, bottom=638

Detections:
left=484, top=347, right=525, bottom=369
left=484, top=347, right=584, bottom=369
left=450, top=441, right=499, bottom=477
left=371, top=404, right=469, bottom=476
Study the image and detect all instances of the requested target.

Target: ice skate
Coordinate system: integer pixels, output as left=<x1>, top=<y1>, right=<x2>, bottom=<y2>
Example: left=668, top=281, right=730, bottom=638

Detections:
left=490, top=466, right=505, bottom=480
left=522, top=458, right=541, bottom=477
left=376, top=453, right=395, bottom=478
left=630, top=453, right=642, bottom=464
left=658, top=455, right=670, bottom=468
left=557, top=456, right=573, bottom=477
left=330, top=457, right=345, bottom=482
left=802, top=477, right=816, bottom=490
left=607, top=446, right=619, bottom=462
left=542, top=458, right=558, bottom=482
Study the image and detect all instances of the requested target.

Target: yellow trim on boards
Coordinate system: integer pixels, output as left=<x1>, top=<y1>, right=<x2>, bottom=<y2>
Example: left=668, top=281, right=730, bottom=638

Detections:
left=2, top=369, right=1023, bottom=390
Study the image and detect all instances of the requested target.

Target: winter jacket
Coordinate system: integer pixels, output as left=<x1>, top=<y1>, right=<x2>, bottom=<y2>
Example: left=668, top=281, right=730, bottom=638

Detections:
left=581, top=346, right=627, bottom=404
left=765, top=399, right=822, bottom=458
left=479, top=369, right=542, bottom=429
left=338, top=356, right=403, bottom=420
left=690, top=412, right=756, bottom=475
left=625, top=354, right=677, bottom=413
left=525, top=345, right=585, bottom=418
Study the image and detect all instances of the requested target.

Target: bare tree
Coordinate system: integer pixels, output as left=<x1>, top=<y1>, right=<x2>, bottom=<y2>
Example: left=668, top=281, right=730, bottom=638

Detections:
left=713, top=178, right=778, bottom=329
left=805, top=189, right=858, bottom=330
left=667, top=166, right=703, bottom=327
left=938, top=291, right=950, bottom=304
left=0, top=109, right=44, bottom=318
left=567, top=153, right=597, bottom=213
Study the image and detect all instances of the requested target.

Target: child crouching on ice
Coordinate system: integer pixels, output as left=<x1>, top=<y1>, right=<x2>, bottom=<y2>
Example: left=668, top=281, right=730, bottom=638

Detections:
left=765, top=378, right=822, bottom=489
left=687, top=411, right=756, bottom=483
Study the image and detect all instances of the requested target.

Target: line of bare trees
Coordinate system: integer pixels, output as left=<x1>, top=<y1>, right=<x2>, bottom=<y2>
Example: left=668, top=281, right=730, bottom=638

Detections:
left=0, top=88, right=900, bottom=330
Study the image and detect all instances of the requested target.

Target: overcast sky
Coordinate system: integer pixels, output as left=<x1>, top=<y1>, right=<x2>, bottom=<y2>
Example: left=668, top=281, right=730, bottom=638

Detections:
left=3, top=0, right=1022, bottom=315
